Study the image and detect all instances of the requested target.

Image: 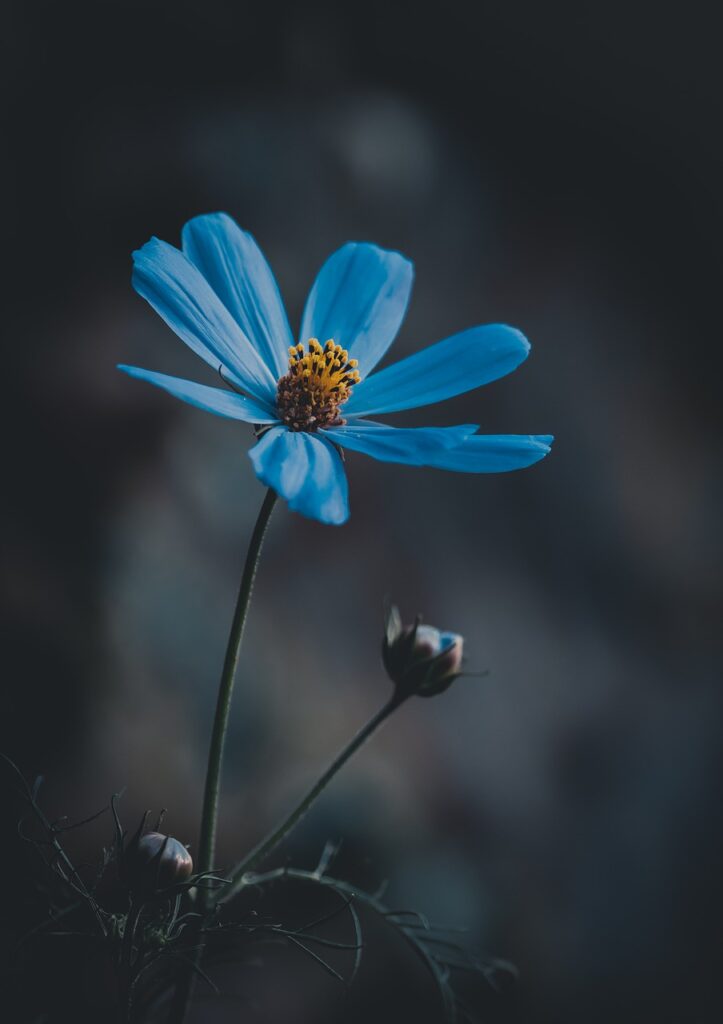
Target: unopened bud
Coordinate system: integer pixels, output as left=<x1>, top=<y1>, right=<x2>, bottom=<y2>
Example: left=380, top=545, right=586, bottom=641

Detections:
left=382, top=602, right=464, bottom=699
left=122, top=827, right=193, bottom=896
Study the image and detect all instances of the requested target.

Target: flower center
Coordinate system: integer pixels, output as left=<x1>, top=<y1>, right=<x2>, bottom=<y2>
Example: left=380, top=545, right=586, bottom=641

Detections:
left=276, top=338, right=361, bottom=432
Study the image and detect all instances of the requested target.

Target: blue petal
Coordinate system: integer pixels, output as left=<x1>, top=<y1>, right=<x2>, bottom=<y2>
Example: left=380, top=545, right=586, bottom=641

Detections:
left=343, top=325, right=530, bottom=416
left=248, top=427, right=349, bottom=525
left=117, top=365, right=280, bottom=423
left=299, top=242, right=414, bottom=377
left=320, top=421, right=478, bottom=466
left=422, top=434, right=554, bottom=472
left=132, top=237, right=278, bottom=403
left=181, top=213, right=293, bottom=380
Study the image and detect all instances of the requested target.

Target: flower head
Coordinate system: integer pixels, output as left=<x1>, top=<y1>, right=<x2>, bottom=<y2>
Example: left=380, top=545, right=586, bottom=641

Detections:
left=382, top=601, right=464, bottom=699
left=119, top=213, right=553, bottom=524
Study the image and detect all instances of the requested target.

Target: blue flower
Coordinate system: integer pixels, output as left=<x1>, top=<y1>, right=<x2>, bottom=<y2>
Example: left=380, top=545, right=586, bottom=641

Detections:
left=119, top=213, right=553, bottom=525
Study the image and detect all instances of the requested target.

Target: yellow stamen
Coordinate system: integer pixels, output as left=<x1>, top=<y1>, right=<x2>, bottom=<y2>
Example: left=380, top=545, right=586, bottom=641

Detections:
left=276, top=337, right=361, bottom=432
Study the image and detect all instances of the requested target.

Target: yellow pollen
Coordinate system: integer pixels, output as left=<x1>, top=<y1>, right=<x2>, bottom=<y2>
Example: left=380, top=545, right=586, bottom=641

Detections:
left=276, top=337, right=361, bottom=432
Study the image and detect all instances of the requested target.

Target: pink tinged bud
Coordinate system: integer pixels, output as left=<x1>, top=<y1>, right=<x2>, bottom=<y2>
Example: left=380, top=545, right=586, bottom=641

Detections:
left=382, top=602, right=464, bottom=698
left=123, top=830, right=193, bottom=895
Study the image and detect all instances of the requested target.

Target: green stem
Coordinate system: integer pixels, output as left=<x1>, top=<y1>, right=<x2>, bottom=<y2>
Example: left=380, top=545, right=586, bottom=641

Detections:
left=221, top=692, right=406, bottom=904
left=197, top=486, right=277, bottom=895
left=167, top=488, right=277, bottom=1024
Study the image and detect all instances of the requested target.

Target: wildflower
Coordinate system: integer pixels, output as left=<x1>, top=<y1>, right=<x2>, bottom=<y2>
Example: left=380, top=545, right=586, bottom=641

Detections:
left=119, top=213, right=553, bottom=524
left=382, top=601, right=464, bottom=699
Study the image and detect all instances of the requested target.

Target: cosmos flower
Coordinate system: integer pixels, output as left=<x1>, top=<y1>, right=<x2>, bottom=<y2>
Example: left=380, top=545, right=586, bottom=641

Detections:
left=119, top=213, right=552, bottom=524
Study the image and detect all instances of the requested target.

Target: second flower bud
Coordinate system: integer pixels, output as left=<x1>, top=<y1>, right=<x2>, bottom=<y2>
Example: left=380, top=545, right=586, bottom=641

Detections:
left=382, top=602, right=464, bottom=700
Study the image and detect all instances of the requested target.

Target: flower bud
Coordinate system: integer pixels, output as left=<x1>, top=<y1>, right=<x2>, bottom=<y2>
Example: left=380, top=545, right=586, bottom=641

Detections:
left=122, top=829, right=193, bottom=896
left=382, top=602, right=464, bottom=699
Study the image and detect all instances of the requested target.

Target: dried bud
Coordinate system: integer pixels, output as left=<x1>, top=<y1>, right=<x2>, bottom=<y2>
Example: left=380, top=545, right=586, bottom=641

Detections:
left=382, top=601, right=464, bottom=699
left=122, top=826, right=193, bottom=896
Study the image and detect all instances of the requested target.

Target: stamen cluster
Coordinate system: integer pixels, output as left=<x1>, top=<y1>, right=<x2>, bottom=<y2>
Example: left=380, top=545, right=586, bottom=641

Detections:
left=276, top=338, right=360, bottom=431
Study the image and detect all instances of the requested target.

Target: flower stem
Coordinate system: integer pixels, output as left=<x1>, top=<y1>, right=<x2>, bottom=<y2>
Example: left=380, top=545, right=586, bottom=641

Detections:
left=221, top=692, right=406, bottom=904
left=166, top=488, right=277, bottom=1024
left=197, top=486, right=277, bottom=897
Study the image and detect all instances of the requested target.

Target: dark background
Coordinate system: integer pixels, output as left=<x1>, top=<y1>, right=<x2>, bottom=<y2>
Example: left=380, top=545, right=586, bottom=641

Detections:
left=1, top=2, right=722, bottom=1022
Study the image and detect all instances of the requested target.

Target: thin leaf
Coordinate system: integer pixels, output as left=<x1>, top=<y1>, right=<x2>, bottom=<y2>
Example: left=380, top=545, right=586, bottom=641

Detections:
left=284, top=934, right=346, bottom=984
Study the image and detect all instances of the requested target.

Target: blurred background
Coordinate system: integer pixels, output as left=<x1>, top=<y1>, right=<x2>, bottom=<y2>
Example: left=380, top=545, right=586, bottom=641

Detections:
left=1, top=1, right=722, bottom=1021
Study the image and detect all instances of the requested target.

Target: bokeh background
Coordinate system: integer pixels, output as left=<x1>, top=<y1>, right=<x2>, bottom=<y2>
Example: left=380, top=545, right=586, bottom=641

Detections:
left=2, top=2, right=722, bottom=1022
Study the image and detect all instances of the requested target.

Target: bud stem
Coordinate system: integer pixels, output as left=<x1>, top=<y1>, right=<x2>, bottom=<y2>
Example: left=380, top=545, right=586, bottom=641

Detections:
left=221, top=693, right=406, bottom=904
left=197, top=487, right=277, bottom=894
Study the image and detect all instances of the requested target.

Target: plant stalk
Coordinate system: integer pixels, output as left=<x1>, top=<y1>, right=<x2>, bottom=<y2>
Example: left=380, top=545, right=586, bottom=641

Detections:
left=167, top=487, right=276, bottom=1024
left=197, top=486, right=277, bottom=896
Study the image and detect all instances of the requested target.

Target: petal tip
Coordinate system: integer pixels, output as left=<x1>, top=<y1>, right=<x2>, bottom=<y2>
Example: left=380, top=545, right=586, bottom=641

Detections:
left=132, top=235, right=163, bottom=261
left=531, top=434, right=554, bottom=453
left=342, top=239, right=413, bottom=268
left=490, top=324, right=531, bottom=360
left=182, top=210, right=238, bottom=234
left=526, top=436, right=554, bottom=465
left=307, top=504, right=350, bottom=526
left=507, top=325, right=531, bottom=356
